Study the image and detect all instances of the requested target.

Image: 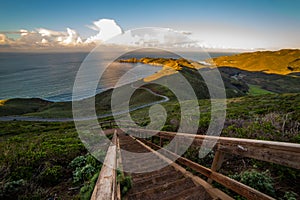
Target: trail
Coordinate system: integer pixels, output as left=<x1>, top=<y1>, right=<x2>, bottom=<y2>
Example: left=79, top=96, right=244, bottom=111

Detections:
left=0, top=84, right=169, bottom=122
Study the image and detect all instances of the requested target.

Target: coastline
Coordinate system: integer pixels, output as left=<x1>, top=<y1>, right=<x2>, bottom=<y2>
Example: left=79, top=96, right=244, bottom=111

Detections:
left=0, top=82, right=169, bottom=121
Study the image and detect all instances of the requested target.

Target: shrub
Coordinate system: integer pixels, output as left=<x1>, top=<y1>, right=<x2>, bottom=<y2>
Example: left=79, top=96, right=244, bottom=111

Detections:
left=86, top=154, right=102, bottom=169
left=68, top=155, right=86, bottom=170
left=10, top=166, right=33, bottom=180
left=230, top=169, right=275, bottom=197
left=39, top=165, right=63, bottom=186
left=73, top=164, right=95, bottom=183
left=162, top=125, right=175, bottom=132
left=0, top=179, right=26, bottom=199
left=79, top=172, right=99, bottom=200
left=283, top=191, right=298, bottom=200
left=117, top=170, right=132, bottom=196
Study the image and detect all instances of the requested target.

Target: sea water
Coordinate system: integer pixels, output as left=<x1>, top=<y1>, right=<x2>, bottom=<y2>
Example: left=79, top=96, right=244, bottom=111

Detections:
left=0, top=51, right=236, bottom=102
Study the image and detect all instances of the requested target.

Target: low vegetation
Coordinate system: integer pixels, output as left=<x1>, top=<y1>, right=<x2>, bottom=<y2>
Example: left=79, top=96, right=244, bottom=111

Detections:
left=247, top=84, right=275, bottom=95
left=0, top=121, right=86, bottom=199
left=0, top=93, right=299, bottom=199
left=211, top=49, right=300, bottom=75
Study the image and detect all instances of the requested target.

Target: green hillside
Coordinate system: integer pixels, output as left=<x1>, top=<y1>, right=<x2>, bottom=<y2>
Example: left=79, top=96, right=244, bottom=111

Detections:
left=210, top=49, right=300, bottom=75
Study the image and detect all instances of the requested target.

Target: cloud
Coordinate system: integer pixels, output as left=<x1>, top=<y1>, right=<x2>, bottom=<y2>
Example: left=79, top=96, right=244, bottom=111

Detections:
left=37, top=28, right=62, bottom=37
left=85, top=19, right=123, bottom=43
left=0, top=18, right=199, bottom=51
left=107, top=27, right=197, bottom=48
left=0, top=34, right=9, bottom=44
left=0, top=27, right=84, bottom=50
left=60, top=28, right=82, bottom=45
left=35, top=28, right=83, bottom=46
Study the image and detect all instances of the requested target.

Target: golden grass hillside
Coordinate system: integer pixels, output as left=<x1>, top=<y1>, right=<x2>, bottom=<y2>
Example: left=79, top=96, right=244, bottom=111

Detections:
left=210, top=49, right=300, bottom=75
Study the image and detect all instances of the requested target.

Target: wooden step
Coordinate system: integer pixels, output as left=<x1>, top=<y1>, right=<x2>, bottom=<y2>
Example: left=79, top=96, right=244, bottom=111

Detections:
left=161, top=186, right=212, bottom=200
left=120, top=134, right=213, bottom=200
left=128, top=177, right=195, bottom=200
left=130, top=170, right=183, bottom=193
left=131, top=165, right=174, bottom=182
left=122, top=154, right=161, bottom=164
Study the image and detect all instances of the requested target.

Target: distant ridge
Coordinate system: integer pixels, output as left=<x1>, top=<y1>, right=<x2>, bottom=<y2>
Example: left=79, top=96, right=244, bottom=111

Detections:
left=210, top=49, right=300, bottom=75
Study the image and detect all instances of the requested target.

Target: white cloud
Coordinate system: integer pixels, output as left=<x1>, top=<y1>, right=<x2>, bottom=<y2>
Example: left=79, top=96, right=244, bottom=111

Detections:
left=60, top=28, right=82, bottom=45
left=0, top=18, right=200, bottom=51
left=0, top=34, right=8, bottom=44
left=20, top=29, right=28, bottom=36
left=37, top=28, right=62, bottom=37
left=85, top=19, right=123, bottom=43
left=107, top=27, right=197, bottom=48
left=0, top=27, right=83, bottom=49
left=41, top=38, right=48, bottom=44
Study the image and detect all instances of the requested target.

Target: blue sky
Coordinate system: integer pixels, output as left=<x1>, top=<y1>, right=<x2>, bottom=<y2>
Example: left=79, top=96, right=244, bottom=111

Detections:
left=1, top=0, right=300, bottom=49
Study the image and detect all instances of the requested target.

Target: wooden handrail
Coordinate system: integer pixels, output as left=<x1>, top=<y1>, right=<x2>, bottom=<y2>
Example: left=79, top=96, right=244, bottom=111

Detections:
left=128, top=129, right=300, bottom=169
left=91, top=130, right=118, bottom=200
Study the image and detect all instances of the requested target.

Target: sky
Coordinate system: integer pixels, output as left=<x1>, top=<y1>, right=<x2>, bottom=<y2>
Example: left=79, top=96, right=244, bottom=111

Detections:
left=0, top=0, right=300, bottom=51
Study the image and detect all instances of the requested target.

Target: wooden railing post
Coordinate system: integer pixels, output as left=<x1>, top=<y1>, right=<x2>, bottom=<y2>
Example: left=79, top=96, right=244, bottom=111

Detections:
left=159, top=137, right=163, bottom=147
left=208, top=145, right=225, bottom=184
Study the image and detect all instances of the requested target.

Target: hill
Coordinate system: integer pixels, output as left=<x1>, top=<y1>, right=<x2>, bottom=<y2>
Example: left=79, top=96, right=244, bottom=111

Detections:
left=219, top=67, right=300, bottom=94
left=0, top=86, right=164, bottom=118
left=119, top=56, right=300, bottom=97
left=2, top=54, right=300, bottom=118
left=119, top=57, right=249, bottom=98
left=210, top=49, right=300, bottom=75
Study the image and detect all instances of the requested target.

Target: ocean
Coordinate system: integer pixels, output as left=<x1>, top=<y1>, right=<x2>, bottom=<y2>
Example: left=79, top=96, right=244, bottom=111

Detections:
left=0, top=51, right=236, bottom=102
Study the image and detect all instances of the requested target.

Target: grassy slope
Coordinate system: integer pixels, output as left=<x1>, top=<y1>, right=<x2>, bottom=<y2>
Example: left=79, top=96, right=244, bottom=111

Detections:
left=0, top=121, right=86, bottom=199
left=0, top=93, right=299, bottom=199
left=0, top=84, right=164, bottom=118
left=0, top=98, right=51, bottom=116
left=120, top=56, right=300, bottom=98
left=219, top=67, right=300, bottom=94
left=130, top=93, right=300, bottom=142
left=248, top=84, right=275, bottom=95
left=120, top=57, right=250, bottom=98
left=211, top=49, right=300, bottom=75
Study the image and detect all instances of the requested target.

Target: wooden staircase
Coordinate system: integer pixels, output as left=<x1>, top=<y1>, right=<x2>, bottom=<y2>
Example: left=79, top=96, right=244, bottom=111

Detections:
left=119, top=133, right=213, bottom=200
left=91, top=122, right=300, bottom=200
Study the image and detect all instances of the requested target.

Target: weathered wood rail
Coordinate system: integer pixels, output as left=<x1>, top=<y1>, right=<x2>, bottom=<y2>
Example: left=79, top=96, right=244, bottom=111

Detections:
left=129, top=129, right=300, bottom=170
left=92, top=121, right=300, bottom=200
left=91, top=131, right=118, bottom=200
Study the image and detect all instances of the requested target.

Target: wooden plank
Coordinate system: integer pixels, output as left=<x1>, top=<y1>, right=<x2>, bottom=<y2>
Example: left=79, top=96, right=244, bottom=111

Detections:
left=91, top=131, right=117, bottom=200
left=141, top=139, right=275, bottom=200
